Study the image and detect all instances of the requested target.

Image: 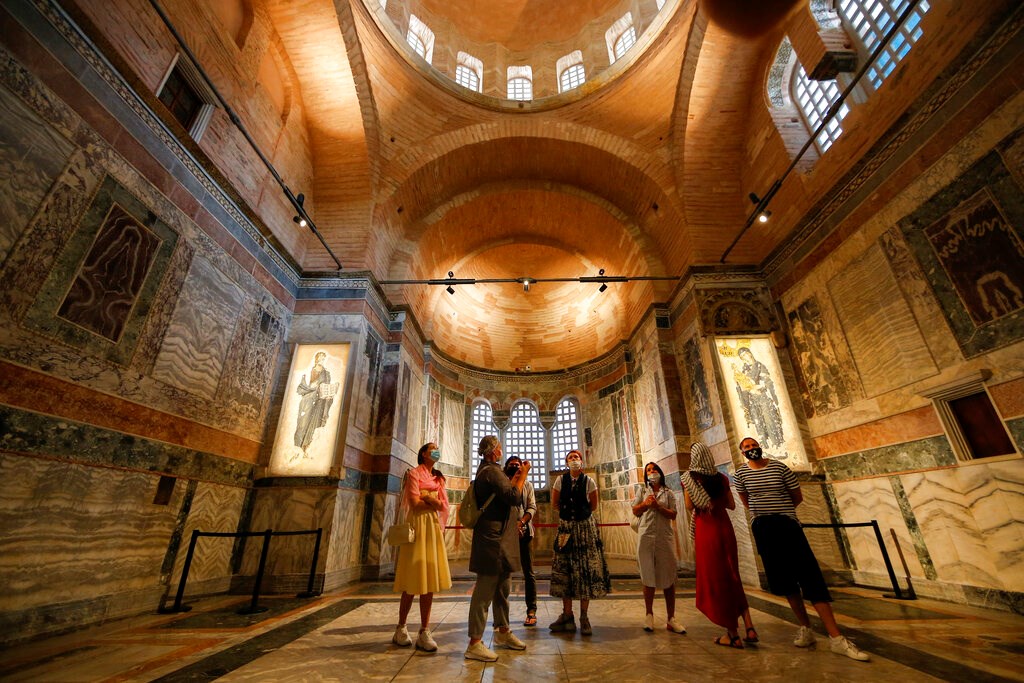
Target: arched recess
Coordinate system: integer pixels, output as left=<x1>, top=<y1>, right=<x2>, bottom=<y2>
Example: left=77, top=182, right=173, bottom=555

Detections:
left=210, top=0, right=254, bottom=49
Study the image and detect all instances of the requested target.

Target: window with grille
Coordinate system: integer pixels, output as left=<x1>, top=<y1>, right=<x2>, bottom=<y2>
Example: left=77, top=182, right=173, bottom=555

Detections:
left=836, top=0, right=930, bottom=91
left=614, top=25, right=637, bottom=61
left=157, top=55, right=216, bottom=141
left=792, top=65, right=849, bottom=152
left=406, top=14, right=434, bottom=63
left=470, top=401, right=499, bottom=474
left=559, top=63, right=586, bottom=92
left=506, top=402, right=548, bottom=490
left=507, top=76, right=532, bottom=101
left=455, top=64, right=480, bottom=91
left=551, top=398, right=581, bottom=466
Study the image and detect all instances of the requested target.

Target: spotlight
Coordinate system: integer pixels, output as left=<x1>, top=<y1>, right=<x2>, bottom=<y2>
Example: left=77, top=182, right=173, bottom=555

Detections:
left=521, top=278, right=532, bottom=292
left=757, top=209, right=772, bottom=223
left=293, top=215, right=308, bottom=228
left=599, top=283, right=608, bottom=293
left=446, top=285, right=455, bottom=295
left=748, top=192, right=761, bottom=204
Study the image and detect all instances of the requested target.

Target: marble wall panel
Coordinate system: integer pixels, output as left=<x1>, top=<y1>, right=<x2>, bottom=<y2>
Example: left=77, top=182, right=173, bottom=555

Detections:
left=896, top=140, right=1024, bottom=357
left=441, top=390, right=465, bottom=470
left=828, top=243, right=938, bottom=396
left=151, top=256, right=243, bottom=400
left=168, top=481, right=246, bottom=591
left=795, top=483, right=846, bottom=574
left=326, top=488, right=368, bottom=575
left=216, top=303, right=284, bottom=423
left=0, top=82, right=75, bottom=266
left=0, top=453, right=182, bottom=613
left=903, top=461, right=1024, bottom=592
left=832, top=477, right=926, bottom=579
left=242, top=486, right=340, bottom=577
left=350, top=327, right=383, bottom=435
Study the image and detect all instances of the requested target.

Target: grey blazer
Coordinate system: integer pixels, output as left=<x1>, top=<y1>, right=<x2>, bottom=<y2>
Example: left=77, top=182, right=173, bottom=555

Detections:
left=469, top=460, right=523, bottom=575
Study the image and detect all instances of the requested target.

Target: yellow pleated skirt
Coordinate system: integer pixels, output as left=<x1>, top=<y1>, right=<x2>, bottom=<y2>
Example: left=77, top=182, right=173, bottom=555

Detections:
left=393, top=509, right=452, bottom=595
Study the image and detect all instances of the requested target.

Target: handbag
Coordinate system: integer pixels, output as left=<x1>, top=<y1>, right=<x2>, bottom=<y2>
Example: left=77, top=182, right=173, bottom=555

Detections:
left=387, top=470, right=416, bottom=546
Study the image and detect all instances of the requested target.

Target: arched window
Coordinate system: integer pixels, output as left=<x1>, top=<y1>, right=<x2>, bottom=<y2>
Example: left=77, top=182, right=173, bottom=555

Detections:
left=507, top=401, right=547, bottom=490
left=836, top=0, right=930, bottom=90
left=550, top=398, right=581, bottom=464
left=606, top=13, right=637, bottom=63
left=656, top=0, right=666, bottom=9
left=557, top=51, right=586, bottom=93
left=470, top=401, right=499, bottom=474
left=406, top=14, right=434, bottom=64
left=507, top=65, right=533, bottom=101
left=792, top=65, right=849, bottom=152
left=455, top=51, right=483, bottom=92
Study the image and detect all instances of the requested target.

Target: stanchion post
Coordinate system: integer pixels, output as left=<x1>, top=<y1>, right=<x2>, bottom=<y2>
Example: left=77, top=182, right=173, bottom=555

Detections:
left=872, top=520, right=904, bottom=599
left=238, top=529, right=272, bottom=615
left=298, top=528, right=323, bottom=598
left=161, top=530, right=199, bottom=613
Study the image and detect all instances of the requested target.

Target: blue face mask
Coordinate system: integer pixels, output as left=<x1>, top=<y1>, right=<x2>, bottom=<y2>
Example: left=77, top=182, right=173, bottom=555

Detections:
left=430, top=449, right=441, bottom=462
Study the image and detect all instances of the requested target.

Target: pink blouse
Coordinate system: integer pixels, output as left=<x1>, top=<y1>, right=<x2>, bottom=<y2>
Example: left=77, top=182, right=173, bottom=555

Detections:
left=404, top=464, right=451, bottom=529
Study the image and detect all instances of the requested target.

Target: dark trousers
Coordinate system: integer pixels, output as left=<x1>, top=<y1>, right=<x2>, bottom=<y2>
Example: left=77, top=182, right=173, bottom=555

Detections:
left=520, top=533, right=537, bottom=613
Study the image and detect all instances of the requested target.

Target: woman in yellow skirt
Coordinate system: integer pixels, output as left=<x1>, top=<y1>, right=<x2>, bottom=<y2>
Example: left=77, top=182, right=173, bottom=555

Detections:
left=392, top=442, right=452, bottom=651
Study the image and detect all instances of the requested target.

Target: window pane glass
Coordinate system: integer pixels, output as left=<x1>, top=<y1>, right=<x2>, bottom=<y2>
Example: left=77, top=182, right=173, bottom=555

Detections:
left=836, top=0, right=930, bottom=90
left=551, top=399, right=580, bottom=469
left=559, top=64, right=586, bottom=92
left=470, top=402, right=499, bottom=474
left=507, top=402, right=548, bottom=490
left=508, top=76, right=532, bottom=101
left=614, top=25, right=637, bottom=60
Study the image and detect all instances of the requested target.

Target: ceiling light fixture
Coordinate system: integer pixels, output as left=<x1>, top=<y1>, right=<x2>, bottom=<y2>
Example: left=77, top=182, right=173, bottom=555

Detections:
left=758, top=209, right=772, bottom=223
left=445, top=270, right=456, bottom=295
left=520, top=278, right=532, bottom=292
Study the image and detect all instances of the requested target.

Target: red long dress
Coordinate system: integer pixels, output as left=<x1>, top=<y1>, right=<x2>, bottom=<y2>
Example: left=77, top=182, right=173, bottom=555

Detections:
left=694, top=474, right=748, bottom=628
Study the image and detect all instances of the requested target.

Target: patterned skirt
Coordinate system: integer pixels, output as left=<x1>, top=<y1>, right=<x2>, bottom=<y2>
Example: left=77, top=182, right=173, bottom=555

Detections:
left=549, top=517, right=611, bottom=600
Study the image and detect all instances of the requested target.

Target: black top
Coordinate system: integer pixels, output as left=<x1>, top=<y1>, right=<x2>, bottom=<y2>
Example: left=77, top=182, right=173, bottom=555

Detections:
left=558, top=472, right=592, bottom=521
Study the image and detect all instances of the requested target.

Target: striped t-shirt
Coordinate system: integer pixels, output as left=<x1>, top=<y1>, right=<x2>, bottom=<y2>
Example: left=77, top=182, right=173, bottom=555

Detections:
left=732, top=459, right=800, bottom=521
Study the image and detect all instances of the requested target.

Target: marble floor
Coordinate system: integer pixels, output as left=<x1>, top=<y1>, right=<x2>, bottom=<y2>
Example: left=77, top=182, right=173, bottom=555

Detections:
left=1, top=574, right=1022, bottom=682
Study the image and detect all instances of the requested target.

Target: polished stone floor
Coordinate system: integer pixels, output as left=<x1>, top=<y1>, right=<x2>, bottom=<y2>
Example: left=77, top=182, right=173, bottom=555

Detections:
left=1, top=574, right=1022, bottom=682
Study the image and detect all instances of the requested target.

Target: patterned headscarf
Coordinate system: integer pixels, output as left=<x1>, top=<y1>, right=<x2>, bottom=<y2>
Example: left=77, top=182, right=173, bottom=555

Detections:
left=682, top=442, right=716, bottom=512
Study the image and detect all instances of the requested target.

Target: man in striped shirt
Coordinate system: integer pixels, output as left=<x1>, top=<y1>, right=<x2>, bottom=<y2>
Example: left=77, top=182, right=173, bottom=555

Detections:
left=733, top=436, right=870, bottom=662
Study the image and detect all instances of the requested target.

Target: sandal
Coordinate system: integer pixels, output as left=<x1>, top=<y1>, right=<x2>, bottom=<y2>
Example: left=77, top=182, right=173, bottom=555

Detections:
left=524, top=613, right=537, bottom=627
left=744, top=627, right=759, bottom=643
left=714, top=634, right=744, bottom=649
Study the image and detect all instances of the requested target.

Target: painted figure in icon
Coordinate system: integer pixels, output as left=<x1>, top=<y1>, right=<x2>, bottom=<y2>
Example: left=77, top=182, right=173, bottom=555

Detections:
left=733, top=347, right=784, bottom=450
left=292, top=351, right=335, bottom=458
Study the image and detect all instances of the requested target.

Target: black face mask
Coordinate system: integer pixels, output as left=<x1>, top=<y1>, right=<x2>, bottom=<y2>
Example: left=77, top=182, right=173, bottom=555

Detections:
left=742, top=446, right=763, bottom=461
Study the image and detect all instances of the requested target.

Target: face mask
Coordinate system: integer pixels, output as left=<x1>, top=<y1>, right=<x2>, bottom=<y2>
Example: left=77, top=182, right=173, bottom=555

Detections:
left=647, top=472, right=661, bottom=485
left=742, top=446, right=763, bottom=461
left=429, top=449, right=441, bottom=462
left=568, top=459, right=583, bottom=472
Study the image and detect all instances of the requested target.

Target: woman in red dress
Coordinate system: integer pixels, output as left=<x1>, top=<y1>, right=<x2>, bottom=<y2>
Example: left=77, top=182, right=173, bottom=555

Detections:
left=682, top=442, right=757, bottom=649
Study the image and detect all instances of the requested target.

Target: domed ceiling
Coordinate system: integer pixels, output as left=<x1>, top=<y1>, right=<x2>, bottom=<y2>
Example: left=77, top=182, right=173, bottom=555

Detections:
left=266, top=0, right=801, bottom=371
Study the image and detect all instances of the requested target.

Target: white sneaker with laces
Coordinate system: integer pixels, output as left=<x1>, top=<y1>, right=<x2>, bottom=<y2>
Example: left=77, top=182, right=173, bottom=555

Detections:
left=465, top=640, right=499, bottom=662
left=416, top=628, right=437, bottom=652
left=666, top=617, right=686, bottom=634
left=793, top=626, right=816, bottom=647
left=643, top=613, right=654, bottom=631
left=392, top=625, right=412, bottom=647
left=830, top=635, right=870, bottom=661
left=495, top=630, right=527, bottom=650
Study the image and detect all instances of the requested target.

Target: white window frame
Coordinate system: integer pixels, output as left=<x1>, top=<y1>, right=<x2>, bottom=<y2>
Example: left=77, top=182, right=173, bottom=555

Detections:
left=406, top=14, right=435, bottom=63
left=455, top=51, right=483, bottom=92
left=606, top=13, right=636, bottom=64
left=557, top=51, right=586, bottom=93
left=507, top=65, right=533, bottom=101
left=156, top=54, right=217, bottom=142
left=550, top=397, right=582, bottom=468
left=506, top=401, right=549, bottom=490
left=791, top=64, right=849, bottom=153
left=469, top=399, right=500, bottom=474
left=836, top=0, right=930, bottom=91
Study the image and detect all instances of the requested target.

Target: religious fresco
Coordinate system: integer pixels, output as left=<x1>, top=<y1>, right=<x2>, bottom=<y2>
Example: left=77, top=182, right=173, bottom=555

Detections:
left=426, top=383, right=441, bottom=446
left=715, top=337, right=809, bottom=470
left=787, top=296, right=854, bottom=417
left=897, top=142, right=1024, bottom=356
left=682, top=335, right=714, bottom=430
left=351, top=329, right=383, bottom=433
left=269, top=344, right=350, bottom=476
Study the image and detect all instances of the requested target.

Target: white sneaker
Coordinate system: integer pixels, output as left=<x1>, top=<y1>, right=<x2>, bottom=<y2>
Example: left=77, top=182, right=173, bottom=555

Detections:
left=643, top=613, right=654, bottom=631
left=495, top=630, right=527, bottom=650
left=416, top=628, right=437, bottom=652
left=465, top=640, right=499, bottom=662
left=392, top=624, right=412, bottom=647
left=666, top=617, right=686, bottom=634
left=793, top=626, right=816, bottom=647
left=830, top=635, right=870, bottom=661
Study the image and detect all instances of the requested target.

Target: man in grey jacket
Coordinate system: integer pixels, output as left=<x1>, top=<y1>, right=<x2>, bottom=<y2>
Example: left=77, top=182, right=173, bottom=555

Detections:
left=465, top=436, right=531, bottom=662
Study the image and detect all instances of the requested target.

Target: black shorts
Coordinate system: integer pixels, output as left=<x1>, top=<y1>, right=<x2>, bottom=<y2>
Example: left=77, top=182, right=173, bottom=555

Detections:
left=751, top=515, right=832, bottom=604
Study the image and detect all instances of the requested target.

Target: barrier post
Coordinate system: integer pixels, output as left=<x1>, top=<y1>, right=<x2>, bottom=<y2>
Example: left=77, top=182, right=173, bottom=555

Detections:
left=238, top=529, right=272, bottom=615
left=160, top=529, right=199, bottom=613
left=871, top=520, right=905, bottom=599
left=298, top=527, right=323, bottom=598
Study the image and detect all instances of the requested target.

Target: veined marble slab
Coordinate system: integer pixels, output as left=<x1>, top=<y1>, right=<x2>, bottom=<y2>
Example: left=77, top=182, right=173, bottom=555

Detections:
left=903, top=461, right=1024, bottom=592
left=833, top=477, right=927, bottom=579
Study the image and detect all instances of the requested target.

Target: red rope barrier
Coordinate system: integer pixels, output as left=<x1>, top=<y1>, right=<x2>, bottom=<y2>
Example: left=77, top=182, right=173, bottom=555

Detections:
left=445, top=522, right=631, bottom=530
